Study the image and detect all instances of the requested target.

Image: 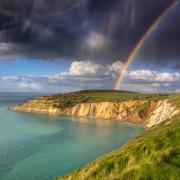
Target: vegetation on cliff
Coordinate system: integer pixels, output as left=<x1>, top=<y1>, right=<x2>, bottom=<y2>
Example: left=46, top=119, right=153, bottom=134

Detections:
left=39, top=90, right=167, bottom=110
left=54, top=94, right=180, bottom=180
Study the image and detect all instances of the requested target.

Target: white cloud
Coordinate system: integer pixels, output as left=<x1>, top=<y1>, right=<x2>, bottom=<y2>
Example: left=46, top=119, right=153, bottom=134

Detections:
left=107, top=61, right=123, bottom=78
left=1, top=76, right=19, bottom=81
left=62, top=60, right=105, bottom=76
left=151, top=83, right=170, bottom=87
left=60, top=60, right=123, bottom=78
left=18, top=82, right=42, bottom=90
left=128, top=70, right=180, bottom=82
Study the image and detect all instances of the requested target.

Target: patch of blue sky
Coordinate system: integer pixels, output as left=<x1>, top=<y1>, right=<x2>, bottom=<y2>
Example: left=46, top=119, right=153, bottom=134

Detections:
left=0, top=58, right=71, bottom=77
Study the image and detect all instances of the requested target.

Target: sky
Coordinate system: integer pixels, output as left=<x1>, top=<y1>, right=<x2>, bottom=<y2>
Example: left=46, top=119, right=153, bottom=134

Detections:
left=0, top=0, right=180, bottom=93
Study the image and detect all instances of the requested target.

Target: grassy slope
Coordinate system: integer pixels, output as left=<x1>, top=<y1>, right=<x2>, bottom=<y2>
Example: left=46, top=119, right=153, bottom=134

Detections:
left=39, top=90, right=168, bottom=110
left=55, top=94, right=180, bottom=180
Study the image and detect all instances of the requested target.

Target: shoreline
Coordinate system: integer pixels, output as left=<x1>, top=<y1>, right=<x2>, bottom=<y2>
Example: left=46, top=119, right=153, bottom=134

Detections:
left=9, top=107, right=147, bottom=128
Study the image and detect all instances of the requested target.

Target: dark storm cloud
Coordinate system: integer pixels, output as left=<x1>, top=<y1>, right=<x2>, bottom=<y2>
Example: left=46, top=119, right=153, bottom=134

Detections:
left=0, top=0, right=179, bottom=65
left=137, top=2, right=180, bottom=66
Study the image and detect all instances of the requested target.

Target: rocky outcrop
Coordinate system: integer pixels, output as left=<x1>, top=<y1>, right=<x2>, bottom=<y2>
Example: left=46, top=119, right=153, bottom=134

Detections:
left=9, top=99, right=179, bottom=127
left=147, top=100, right=179, bottom=127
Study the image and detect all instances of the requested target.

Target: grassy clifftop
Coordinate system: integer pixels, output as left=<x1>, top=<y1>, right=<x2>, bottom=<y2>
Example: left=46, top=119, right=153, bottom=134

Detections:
left=54, top=94, right=180, bottom=180
left=38, top=90, right=168, bottom=110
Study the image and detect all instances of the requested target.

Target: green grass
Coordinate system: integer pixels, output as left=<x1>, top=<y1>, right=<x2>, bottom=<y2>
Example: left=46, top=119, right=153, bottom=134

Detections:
left=54, top=93, right=180, bottom=180
left=168, top=93, right=180, bottom=108
left=71, top=90, right=168, bottom=101
left=39, top=90, right=168, bottom=110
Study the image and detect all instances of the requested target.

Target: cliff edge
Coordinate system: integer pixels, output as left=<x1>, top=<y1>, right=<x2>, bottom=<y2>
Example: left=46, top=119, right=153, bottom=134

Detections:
left=9, top=90, right=178, bottom=127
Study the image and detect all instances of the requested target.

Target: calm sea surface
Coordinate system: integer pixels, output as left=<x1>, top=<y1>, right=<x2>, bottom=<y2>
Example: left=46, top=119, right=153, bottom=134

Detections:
left=0, top=93, right=144, bottom=180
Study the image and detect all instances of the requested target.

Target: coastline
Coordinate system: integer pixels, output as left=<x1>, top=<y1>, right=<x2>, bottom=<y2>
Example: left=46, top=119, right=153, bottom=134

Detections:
left=8, top=107, right=147, bottom=128
left=9, top=98, right=178, bottom=128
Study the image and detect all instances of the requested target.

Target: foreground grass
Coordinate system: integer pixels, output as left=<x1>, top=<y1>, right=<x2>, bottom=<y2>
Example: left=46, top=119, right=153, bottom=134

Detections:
left=54, top=94, right=180, bottom=180
left=56, top=116, right=180, bottom=180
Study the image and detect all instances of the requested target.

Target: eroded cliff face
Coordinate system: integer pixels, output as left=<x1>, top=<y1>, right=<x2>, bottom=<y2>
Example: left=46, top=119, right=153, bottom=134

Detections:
left=147, top=100, right=179, bottom=127
left=9, top=99, right=178, bottom=127
left=64, top=101, right=149, bottom=125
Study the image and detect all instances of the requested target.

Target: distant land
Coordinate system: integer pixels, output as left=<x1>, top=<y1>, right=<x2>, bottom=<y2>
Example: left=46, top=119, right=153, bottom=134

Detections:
left=9, top=90, right=180, bottom=179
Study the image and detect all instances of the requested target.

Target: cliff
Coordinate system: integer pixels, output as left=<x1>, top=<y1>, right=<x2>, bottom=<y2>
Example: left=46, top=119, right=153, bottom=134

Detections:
left=9, top=90, right=178, bottom=127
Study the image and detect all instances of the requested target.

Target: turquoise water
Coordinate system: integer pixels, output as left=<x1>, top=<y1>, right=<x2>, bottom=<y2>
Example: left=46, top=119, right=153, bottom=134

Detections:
left=0, top=93, right=144, bottom=180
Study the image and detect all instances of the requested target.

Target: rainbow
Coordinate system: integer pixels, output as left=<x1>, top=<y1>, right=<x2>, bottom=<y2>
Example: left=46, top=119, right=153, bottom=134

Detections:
left=114, top=0, right=178, bottom=90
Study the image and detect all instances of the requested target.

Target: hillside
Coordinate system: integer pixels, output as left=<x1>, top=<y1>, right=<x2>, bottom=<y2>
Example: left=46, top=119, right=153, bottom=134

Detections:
left=55, top=94, right=180, bottom=180
left=11, top=90, right=169, bottom=109
left=22, top=90, right=169, bottom=110
left=9, top=90, right=177, bottom=127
